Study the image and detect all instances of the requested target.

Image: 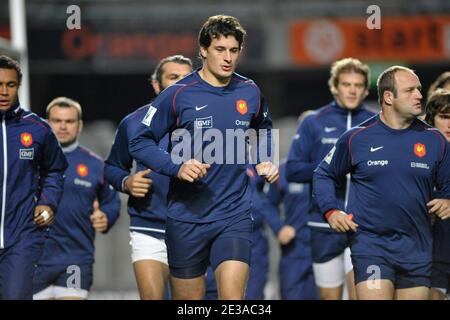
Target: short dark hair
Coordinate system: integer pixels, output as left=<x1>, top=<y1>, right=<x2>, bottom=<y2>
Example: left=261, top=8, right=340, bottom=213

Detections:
left=198, top=15, right=246, bottom=52
left=150, top=55, right=193, bottom=85
left=0, top=55, right=22, bottom=85
left=424, top=88, right=450, bottom=126
left=376, top=65, right=415, bottom=105
left=427, top=71, right=450, bottom=100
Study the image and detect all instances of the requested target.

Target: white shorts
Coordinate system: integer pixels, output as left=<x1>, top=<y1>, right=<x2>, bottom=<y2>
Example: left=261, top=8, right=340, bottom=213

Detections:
left=129, top=231, right=168, bottom=264
left=313, top=247, right=353, bottom=288
left=33, top=285, right=89, bottom=300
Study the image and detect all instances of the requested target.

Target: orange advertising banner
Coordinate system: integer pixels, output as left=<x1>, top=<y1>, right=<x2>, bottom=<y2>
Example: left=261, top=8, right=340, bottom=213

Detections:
left=290, top=15, right=450, bottom=66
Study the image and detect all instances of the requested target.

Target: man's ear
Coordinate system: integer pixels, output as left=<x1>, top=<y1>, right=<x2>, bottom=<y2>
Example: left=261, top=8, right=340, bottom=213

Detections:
left=384, top=91, right=394, bottom=105
left=199, top=46, right=207, bottom=59
left=151, top=79, right=161, bottom=95
left=330, top=85, right=338, bottom=96
left=363, top=88, right=369, bottom=99
left=78, top=120, right=83, bottom=134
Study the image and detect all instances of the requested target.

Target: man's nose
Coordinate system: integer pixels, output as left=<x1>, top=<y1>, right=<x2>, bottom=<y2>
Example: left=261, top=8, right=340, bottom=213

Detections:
left=0, top=85, right=7, bottom=95
left=416, top=89, right=423, bottom=100
left=224, top=50, right=232, bottom=62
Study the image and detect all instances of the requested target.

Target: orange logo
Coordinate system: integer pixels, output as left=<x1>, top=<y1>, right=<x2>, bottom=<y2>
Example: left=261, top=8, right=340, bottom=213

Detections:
left=77, top=164, right=89, bottom=177
left=414, top=143, right=426, bottom=158
left=20, top=132, right=33, bottom=147
left=236, top=99, right=248, bottom=115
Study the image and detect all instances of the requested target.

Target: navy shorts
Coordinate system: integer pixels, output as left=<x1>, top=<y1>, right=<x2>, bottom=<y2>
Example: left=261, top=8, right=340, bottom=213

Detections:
left=310, top=227, right=350, bottom=263
left=431, top=262, right=450, bottom=292
left=33, top=263, right=93, bottom=293
left=166, top=212, right=253, bottom=279
left=352, top=255, right=431, bottom=289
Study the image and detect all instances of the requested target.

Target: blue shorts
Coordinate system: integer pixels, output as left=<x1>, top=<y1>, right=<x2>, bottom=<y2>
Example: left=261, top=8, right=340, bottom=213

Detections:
left=310, top=227, right=350, bottom=263
left=431, top=262, right=450, bottom=291
left=352, top=255, right=431, bottom=289
left=33, top=263, right=93, bottom=293
left=166, top=212, right=253, bottom=279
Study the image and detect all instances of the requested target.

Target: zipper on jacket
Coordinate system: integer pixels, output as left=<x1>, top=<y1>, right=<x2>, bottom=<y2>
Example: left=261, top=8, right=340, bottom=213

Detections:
left=1, top=114, right=7, bottom=249
left=344, top=112, right=352, bottom=210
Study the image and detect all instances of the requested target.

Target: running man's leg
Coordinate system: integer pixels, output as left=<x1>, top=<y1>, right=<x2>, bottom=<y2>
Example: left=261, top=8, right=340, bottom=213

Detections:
left=130, top=231, right=169, bottom=299
left=210, top=212, right=253, bottom=300
left=165, top=218, right=210, bottom=300
left=311, top=228, right=350, bottom=300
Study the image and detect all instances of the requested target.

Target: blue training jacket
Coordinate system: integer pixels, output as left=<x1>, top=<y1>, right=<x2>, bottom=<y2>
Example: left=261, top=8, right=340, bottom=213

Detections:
left=105, top=106, right=169, bottom=239
left=264, top=161, right=311, bottom=242
left=0, top=104, right=67, bottom=249
left=285, top=101, right=375, bottom=227
left=38, top=144, right=120, bottom=265
left=129, top=70, right=273, bottom=223
left=246, top=165, right=275, bottom=232
left=313, top=115, right=450, bottom=262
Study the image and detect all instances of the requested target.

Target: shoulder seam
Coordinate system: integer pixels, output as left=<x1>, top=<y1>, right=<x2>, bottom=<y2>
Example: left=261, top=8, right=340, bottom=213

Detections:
left=22, top=114, right=49, bottom=131
left=232, top=77, right=257, bottom=88
left=316, top=105, right=333, bottom=118
left=79, top=146, right=103, bottom=162
left=348, top=120, right=378, bottom=164
left=172, top=81, right=199, bottom=120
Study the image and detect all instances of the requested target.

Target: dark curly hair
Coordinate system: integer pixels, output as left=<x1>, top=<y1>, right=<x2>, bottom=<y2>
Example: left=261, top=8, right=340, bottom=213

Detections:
left=0, top=55, right=22, bottom=85
left=198, top=15, right=246, bottom=53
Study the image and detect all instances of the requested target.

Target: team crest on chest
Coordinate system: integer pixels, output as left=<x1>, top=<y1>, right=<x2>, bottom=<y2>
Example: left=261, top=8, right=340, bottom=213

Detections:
left=236, top=99, right=248, bottom=115
left=77, top=164, right=89, bottom=177
left=20, top=132, right=33, bottom=147
left=414, top=143, right=426, bottom=158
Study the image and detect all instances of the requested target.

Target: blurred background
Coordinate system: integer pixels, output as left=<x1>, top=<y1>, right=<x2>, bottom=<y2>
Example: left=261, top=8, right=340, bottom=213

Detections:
left=1, top=0, right=449, bottom=299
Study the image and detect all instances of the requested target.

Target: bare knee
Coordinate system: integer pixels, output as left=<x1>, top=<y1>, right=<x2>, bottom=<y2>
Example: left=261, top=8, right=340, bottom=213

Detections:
left=215, top=261, right=249, bottom=300
left=133, top=260, right=169, bottom=300
left=170, top=275, right=205, bottom=300
left=318, top=286, right=343, bottom=300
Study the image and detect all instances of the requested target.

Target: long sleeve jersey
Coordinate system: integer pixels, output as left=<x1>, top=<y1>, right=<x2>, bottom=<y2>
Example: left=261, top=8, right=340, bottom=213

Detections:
left=313, top=115, right=450, bottom=262
left=38, top=144, right=120, bottom=265
left=0, top=104, right=67, bottom=249
left=286, top=101, right=375, bottom=227
left=129, top=70, right=273, bottom=223
left=246, top=165, right=277, bottom=231
left=105, top=106, right=169, bottom=239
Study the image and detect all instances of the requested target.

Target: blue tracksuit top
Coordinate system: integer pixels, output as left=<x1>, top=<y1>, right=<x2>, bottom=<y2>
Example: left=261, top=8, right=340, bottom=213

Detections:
left=129, top=70, right=273, bottom=223
left=246, top=165, right=277, bottom=232
left=286, top=101, right=375, bottom=227
left=105, top=105, right=169, bottom=238
left=264, top=161, right=311, bottom=239
left=38, top=144, right=120, bottom=265
left=0, top=104, right=67, bottom=249
left=313, top=114, right=450, bottom=262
